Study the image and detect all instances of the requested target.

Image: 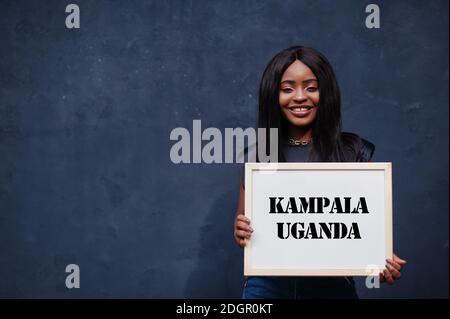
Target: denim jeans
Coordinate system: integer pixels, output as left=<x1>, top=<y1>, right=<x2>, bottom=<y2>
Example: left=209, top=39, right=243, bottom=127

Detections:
left=242, top=276, right=358, bottom=299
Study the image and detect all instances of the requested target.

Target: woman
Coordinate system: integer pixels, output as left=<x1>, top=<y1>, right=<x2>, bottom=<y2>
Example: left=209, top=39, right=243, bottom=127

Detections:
left=234, top=46, right=406, bottom=299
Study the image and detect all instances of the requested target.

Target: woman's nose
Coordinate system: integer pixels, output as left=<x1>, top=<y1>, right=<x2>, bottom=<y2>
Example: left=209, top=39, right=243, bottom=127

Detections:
left=293, top=90, right=307, bottom=102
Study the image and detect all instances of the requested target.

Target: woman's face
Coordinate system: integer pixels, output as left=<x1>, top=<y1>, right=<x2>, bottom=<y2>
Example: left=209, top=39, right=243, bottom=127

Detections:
left=279, top=60, right=319, bottom=128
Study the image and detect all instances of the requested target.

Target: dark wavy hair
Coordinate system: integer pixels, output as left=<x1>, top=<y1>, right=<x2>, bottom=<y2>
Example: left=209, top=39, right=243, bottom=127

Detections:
left=258, top=46, right=364, bottom=162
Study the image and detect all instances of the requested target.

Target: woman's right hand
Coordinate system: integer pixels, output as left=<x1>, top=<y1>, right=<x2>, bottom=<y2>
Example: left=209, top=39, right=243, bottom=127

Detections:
left=234, top=214, right=253, bottom=248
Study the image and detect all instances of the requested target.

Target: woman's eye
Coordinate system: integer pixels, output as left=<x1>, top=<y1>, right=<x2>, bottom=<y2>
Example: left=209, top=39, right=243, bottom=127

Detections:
left=281, top=88, right=293, bottom=93
left=306, top=87, right=318, bottom=92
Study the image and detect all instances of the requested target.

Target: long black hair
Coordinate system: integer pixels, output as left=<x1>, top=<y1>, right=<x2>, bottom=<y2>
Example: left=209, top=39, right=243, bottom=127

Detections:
left=258, top=46, right=364, bottom=162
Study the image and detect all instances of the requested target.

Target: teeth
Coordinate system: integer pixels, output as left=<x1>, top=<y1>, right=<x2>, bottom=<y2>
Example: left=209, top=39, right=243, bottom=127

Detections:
left=292, top=107, right=310, bottom=111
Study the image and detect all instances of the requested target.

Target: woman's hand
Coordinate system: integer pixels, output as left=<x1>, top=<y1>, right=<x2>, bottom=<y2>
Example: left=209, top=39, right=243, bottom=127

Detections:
left=234, top=214, right=253, bottom=248
left=380, top=253, right=407, bottom=285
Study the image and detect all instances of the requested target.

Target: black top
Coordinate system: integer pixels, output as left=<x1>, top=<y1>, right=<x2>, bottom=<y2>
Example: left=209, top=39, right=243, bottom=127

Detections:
left=240, top=133, right=375, bottom=187
left=240, top=143, right=312, bottom=187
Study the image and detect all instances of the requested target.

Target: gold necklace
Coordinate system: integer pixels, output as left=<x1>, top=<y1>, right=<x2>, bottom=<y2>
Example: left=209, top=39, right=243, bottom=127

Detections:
left=286, top=137, right=313, bottom=146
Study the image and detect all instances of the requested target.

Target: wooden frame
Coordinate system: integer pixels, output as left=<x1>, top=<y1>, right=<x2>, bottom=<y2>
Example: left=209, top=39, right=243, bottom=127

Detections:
left=244, top=162, right=393, bottom=276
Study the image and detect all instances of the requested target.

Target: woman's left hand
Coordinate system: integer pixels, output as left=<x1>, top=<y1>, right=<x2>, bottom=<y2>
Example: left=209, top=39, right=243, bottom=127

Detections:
left=380, top=253, right=407, bottom=285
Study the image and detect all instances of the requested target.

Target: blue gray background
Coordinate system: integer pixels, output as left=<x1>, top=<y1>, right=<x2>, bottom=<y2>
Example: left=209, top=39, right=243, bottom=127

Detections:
left=0, top=0, right=448, bottom=298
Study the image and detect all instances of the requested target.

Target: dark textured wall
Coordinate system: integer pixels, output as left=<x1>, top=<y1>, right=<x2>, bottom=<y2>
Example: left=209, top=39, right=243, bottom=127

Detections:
left=0, top=0, right=448, bottom=298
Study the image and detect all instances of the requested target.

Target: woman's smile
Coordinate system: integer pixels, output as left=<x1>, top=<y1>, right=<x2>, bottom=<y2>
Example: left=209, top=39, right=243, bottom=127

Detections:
left=285, top=105, right=315, bottom=118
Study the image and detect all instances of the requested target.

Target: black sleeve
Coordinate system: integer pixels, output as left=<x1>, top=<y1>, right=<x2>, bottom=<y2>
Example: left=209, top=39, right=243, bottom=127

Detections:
left=359, top=138, right=375, bottom=162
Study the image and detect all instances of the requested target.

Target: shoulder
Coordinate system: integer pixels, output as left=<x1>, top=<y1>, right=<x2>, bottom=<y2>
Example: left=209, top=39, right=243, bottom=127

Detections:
left=340, top=132, right=375, bottom=162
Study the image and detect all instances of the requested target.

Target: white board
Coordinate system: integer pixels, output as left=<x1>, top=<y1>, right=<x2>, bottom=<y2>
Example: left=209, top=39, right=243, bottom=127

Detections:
left=244, top=162, right=392, bottom=276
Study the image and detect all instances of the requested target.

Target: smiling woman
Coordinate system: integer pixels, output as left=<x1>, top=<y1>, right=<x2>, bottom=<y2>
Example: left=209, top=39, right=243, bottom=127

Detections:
left=234, top=46, right=407, bottom=298
left=278, top=61, right=320, bottom=134
left=257, top=46, right=346, bottom=163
